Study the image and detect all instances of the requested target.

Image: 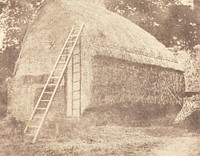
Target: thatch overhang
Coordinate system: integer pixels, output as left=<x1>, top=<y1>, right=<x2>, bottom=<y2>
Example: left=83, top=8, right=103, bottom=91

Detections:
left=14, top=0, right=183, bottom=77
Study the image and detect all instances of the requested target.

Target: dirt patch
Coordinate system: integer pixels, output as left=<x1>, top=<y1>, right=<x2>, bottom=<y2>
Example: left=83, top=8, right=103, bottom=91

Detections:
left=152, top=137, right=200, bottom=156
left=0, top=118, right=200, bottom=156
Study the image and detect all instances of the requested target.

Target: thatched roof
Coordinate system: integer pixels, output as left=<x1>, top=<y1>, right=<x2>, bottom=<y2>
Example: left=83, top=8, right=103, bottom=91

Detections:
left=14, top=0, right=183, bottom=76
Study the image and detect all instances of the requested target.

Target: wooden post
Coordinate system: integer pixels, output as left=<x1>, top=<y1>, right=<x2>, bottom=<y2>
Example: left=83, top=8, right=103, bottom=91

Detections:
left=64, top=72, right=67, bottom=115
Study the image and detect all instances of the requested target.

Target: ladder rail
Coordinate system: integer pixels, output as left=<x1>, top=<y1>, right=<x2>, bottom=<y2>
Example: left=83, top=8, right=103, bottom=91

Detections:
left=165, top=86, right=182, bottom=106
left=79, top=36, right=82, bottom=116
left=32, top=72, right=62, bottom=143
left=24, top=26, right=76, bottom=133
left=72, top=37, right=82, bottom=116
left=58, top=24, right=84, bottom=85
left=49, top=25, right=75, bottom=76
left=31, top=23, right=84, bottom=143
left=160, top=75, right=182, bottom=107
left=72, top=25, right=84, bottom=116
left=71, top=46, right=74, bottom=116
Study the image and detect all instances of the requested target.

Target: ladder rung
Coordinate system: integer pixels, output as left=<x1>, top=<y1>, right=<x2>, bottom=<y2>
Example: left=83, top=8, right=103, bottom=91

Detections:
left=36, top=107, right=47, bottom=110
left=73, top=62, right=80, bottom=65
left=51, top=77, right=60, bottom=79
left=73, top=80, right=80, bottom=83
left=74, top=27, right=80, bottom=30
left=47, top=84, right=57, bottom=86
left=73, top=71, right=80, bottom=74
left=61, top=54, right=69, bottom=57
left=58, top=62, right=66, bottom=64
left=73, top=53, right=79, bottom=56
left=26, top=133, right=35, bottom=136
left=70, top=34, right=78, bottom=37
left=67, top=41, right=75, bottom=44
left=29, top=126, right=39, bottom=129
left=65, top=46, right=73, bottom=49
left=44, top=92, right=53, bottom=94
left=54, top=69, right=63, bottom=71
left=71, top=34, right=79, bottom=37
left=73, top=90, right=80, bottom=93
left=40, top=100, right=50, bottom=102
left=63, top=50, right=70, bottom=53
left=64, top=46, right=71, bottom=49
left=73, top=98, right=80, bottom=101
left=33, top=115, right=43, bottom=119
left=72, top=108, right=79, bottom=110
left=68, top=40, right=75, bottom=42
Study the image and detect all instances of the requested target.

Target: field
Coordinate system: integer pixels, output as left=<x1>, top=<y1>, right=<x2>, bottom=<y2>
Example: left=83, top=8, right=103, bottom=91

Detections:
left=0, top=117, right=200, bottom=156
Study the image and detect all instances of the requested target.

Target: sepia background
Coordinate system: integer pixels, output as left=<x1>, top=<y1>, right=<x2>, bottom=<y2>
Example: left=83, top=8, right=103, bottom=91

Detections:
left=0, top=0, right=200, bottom=155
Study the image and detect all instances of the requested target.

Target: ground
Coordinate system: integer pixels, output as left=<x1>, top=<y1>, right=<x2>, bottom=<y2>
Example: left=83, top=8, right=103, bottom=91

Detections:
left=0, top=118, right=200, bottom=156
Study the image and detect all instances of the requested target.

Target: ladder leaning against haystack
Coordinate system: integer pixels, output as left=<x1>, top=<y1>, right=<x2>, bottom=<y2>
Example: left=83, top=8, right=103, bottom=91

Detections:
left=24, top=23, right=84, bottom=143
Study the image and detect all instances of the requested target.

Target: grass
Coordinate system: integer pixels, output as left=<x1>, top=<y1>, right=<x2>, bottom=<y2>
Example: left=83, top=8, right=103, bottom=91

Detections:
left=0, top=116, right=199, bottom=156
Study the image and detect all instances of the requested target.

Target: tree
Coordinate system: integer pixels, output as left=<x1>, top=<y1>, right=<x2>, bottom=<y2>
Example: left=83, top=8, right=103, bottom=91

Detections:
left=106, top=0, right=199, bottom=49
left=166, top=5, right=198, bottom=49
left=0, top=0, right=44, bottom=80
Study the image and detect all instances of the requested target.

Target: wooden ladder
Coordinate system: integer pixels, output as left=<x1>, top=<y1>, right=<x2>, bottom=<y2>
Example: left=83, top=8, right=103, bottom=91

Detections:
left=71, top=38, right=82, bottom=116
left=24, top=23, right=84, bottom=143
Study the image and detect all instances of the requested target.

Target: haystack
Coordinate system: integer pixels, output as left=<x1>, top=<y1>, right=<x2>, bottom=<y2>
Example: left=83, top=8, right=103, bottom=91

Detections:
left=8, top=0, right=184, bottom=125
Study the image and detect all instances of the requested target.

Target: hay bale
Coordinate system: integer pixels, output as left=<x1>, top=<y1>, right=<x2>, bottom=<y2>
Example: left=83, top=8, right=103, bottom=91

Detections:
left=80, top=56, right=184, bottom=126
left=8, top=0, right=184, bottom=125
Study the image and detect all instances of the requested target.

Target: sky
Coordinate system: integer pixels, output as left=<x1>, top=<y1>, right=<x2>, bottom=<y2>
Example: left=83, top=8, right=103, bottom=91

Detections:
left=0, top=29, right=4, bottom=51
left=180, top=0, right=194, bottom=6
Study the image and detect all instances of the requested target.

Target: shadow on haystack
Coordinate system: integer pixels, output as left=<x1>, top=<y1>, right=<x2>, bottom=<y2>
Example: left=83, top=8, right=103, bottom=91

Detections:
left=176, top=111, right=200, bottom=131
left=80, top=101, right=180, bottom=127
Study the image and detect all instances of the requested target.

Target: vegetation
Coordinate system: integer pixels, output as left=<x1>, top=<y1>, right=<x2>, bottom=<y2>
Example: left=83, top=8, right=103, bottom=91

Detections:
left=0, top=0, right=199, bottom=119
left=107, top=0, right=200, bottom=49
left=0, top=0, right=200, bottom=155
left=0, top=0, right=44, bottom=118
left=0, top=0, right=199, bottom=76
left=0, top=0, right=44, bottom=75
left=0, top=116, right=199, bottom=156
left=0, top=0, right=199, bottom=79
